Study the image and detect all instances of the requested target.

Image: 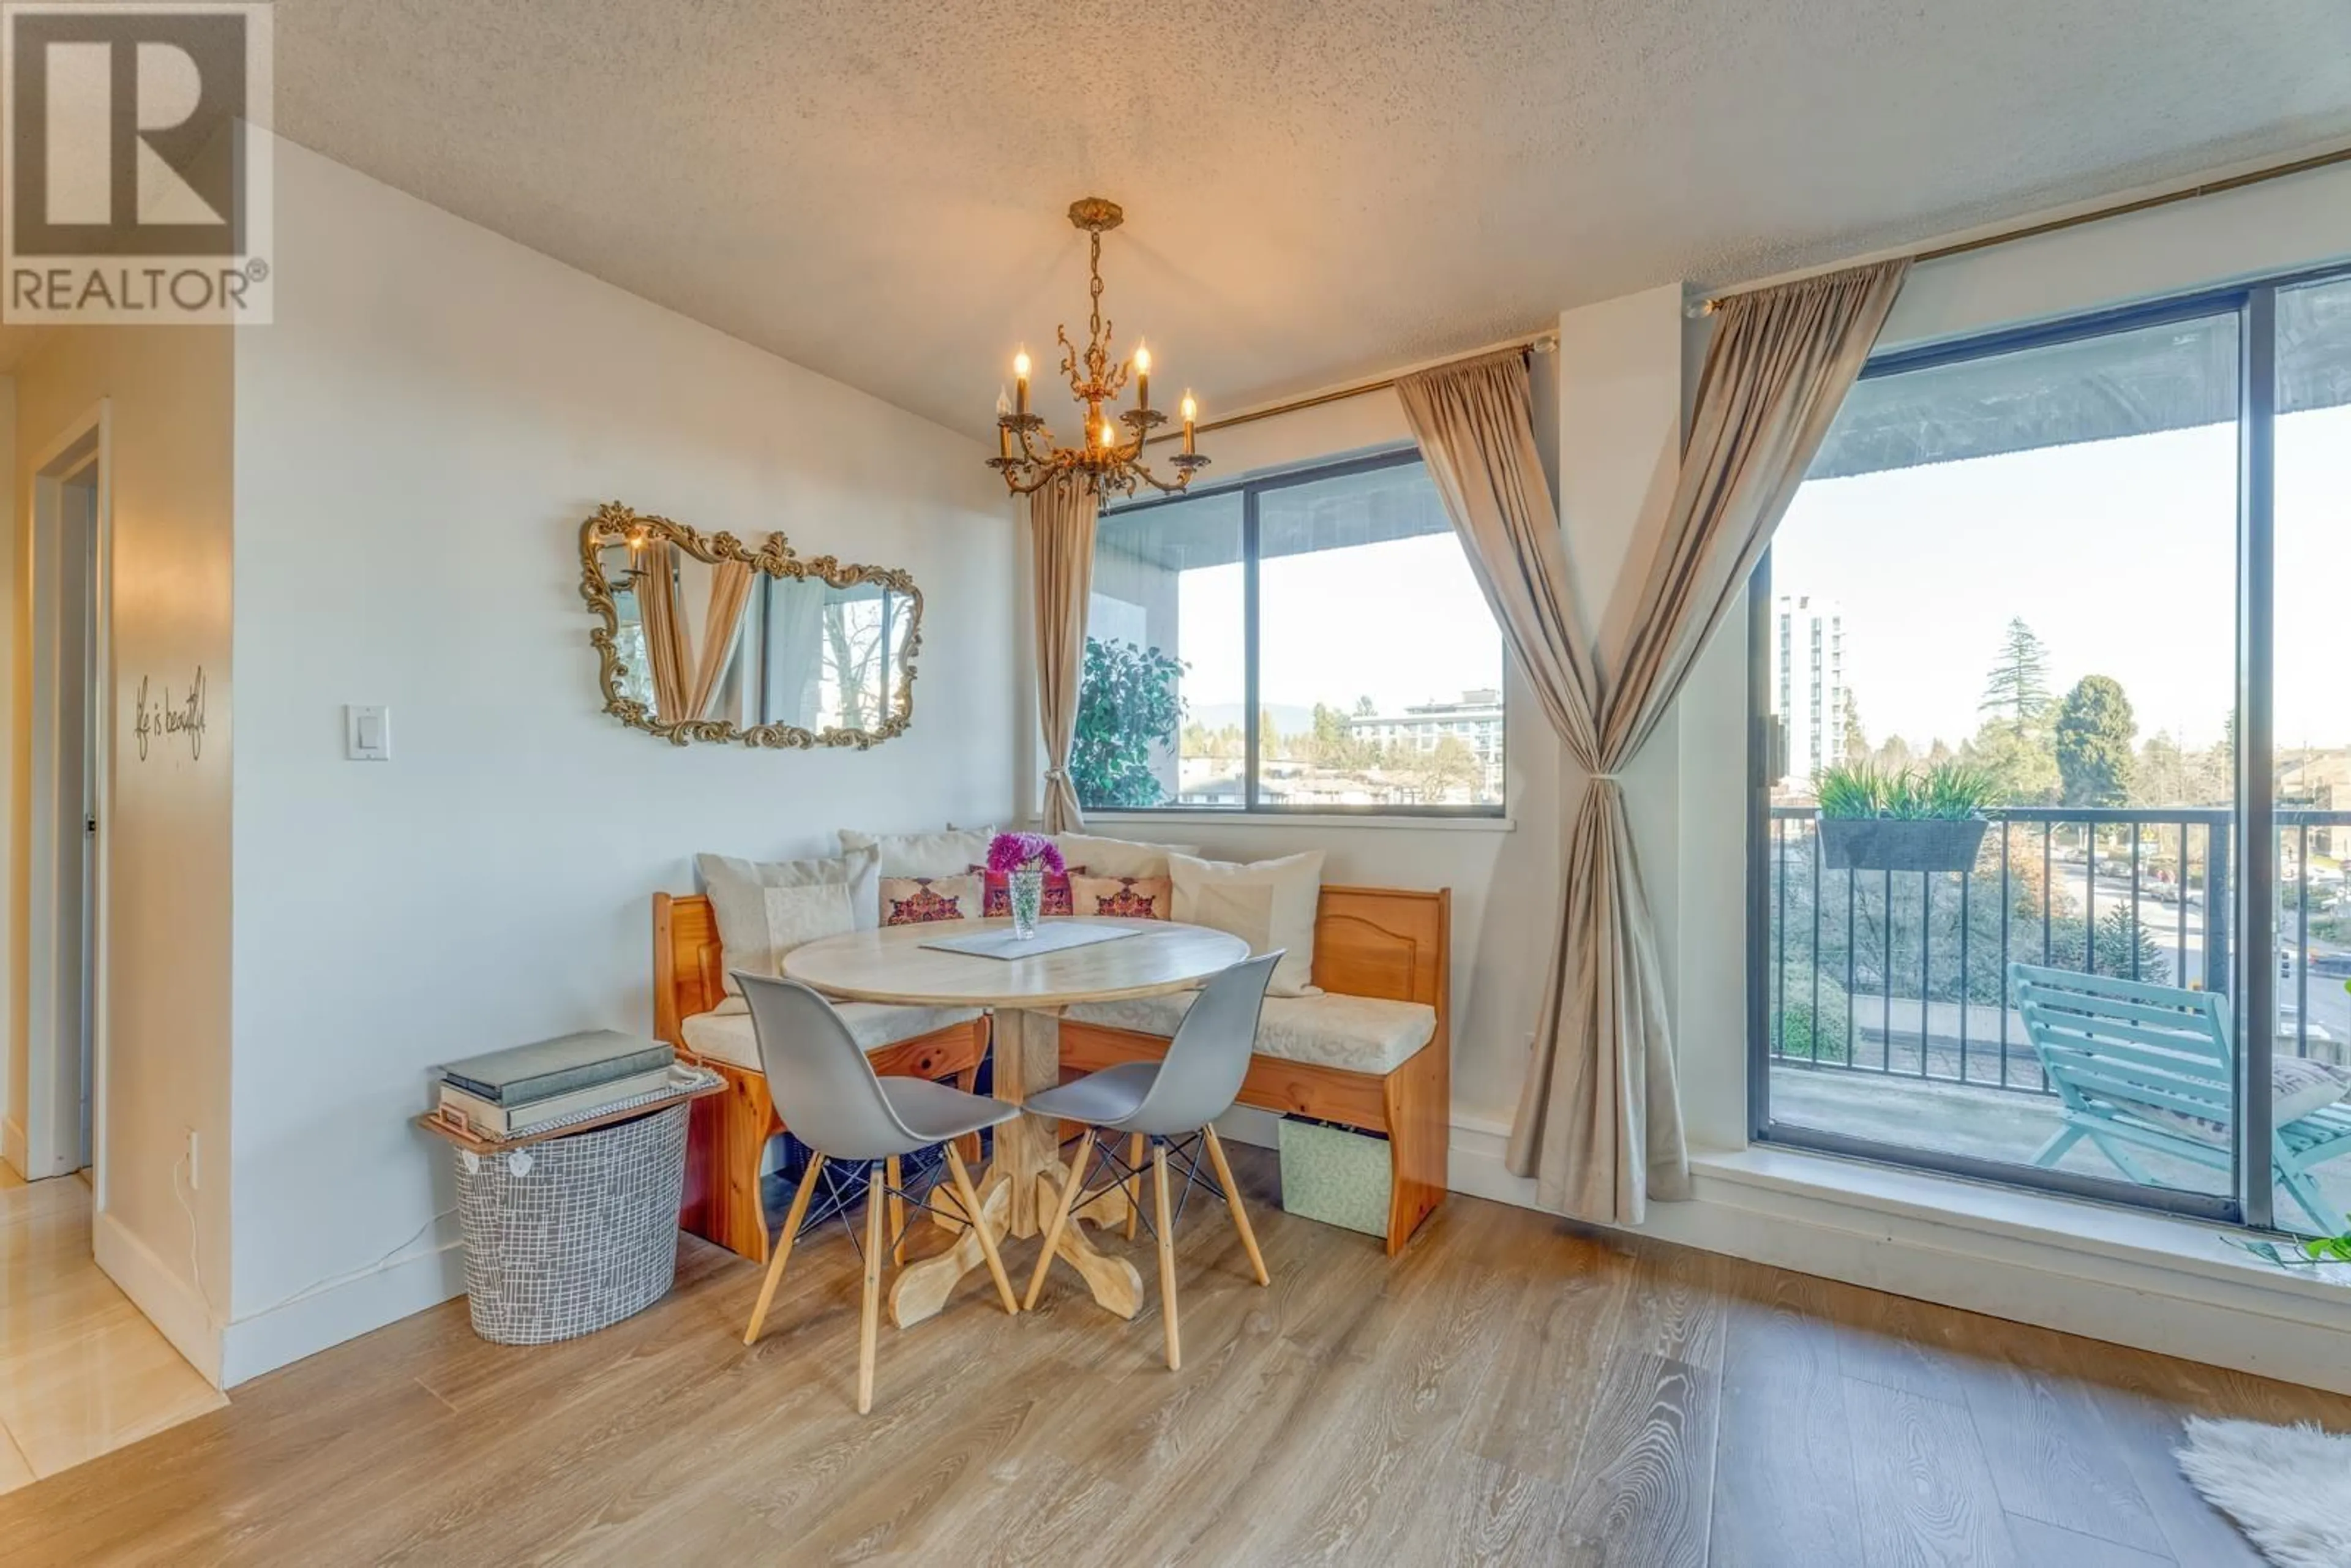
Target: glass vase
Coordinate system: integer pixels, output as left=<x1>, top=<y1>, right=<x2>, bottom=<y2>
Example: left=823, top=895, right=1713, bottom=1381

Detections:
left=1009, top=865, right=1045, bottom=939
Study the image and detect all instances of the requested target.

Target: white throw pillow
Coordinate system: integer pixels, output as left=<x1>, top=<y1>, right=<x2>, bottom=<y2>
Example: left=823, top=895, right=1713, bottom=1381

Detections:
left=838, top=826, right=999, bottom=878
left=761, top=883, right=855, bottom=973
left=1053, top=833, right=1200, bottom=880
left=2275, top=1057, right=2350, bottom=1127
left=697, top=845, right=880, bottom=995
left=1169, top=850, right=1324, bottom=997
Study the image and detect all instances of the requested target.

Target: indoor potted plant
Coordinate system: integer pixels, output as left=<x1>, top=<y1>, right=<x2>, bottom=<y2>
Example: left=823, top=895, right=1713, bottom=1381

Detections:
left=1815, top=760, right=1997, bottom=874
left=987, top=831, right=1065, bottom=939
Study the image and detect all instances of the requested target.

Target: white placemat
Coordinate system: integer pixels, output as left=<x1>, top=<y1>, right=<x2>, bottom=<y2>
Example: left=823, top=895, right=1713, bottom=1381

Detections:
left=918, top=922, right=1148, bottom=961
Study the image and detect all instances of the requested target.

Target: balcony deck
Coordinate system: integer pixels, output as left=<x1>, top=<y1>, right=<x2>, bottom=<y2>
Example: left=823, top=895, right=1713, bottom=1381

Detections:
left=1765, top=801, right=2351, bottom=1236
left=1769, top=1063, right=2351, bottom=1234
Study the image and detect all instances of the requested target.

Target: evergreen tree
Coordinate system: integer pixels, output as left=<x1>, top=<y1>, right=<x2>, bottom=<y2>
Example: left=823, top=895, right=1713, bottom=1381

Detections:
left=2055, top=675, right=2137, bottom=808
left=1840, top=689, right=1871, bottom=767
left=1979, top=618, right=2053, bottom=730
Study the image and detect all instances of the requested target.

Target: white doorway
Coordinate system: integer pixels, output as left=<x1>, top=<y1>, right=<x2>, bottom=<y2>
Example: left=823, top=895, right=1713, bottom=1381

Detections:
left=21, top=406, right=108, bottom=1185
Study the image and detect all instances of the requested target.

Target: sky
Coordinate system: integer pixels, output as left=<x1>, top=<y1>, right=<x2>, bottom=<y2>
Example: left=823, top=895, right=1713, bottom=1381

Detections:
left=1174, top=533, right=1503, bottom=720
left=1772, top=403, right=2351, bottom=754
left=1127, top=399, right=2351, bottom=755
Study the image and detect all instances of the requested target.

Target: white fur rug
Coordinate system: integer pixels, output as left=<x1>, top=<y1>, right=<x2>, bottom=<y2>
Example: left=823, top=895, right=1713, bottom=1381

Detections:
left=2177, top=1417, right=2351, bottom=1567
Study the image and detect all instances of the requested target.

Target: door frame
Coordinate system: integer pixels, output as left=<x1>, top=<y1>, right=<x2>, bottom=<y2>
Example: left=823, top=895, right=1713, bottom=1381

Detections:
left=21, top=400, right=111, bottom=1191
left=1740, top=276, right=2294, bottom=1228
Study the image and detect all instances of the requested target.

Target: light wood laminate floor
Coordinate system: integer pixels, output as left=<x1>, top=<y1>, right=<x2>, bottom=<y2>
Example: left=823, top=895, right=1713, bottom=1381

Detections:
left=0, top=1145, right=2338, bottom=1566
left=0, top=1170, right=225, bottom=1498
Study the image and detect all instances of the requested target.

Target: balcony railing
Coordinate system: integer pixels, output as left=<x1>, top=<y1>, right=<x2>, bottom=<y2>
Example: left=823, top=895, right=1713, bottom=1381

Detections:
left=1765, top=805, right=2351, bottom=1093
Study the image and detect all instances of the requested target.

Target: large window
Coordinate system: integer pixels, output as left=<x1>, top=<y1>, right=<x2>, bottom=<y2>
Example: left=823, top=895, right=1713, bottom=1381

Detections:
left=1078, top=450, right=1505, bottom=815
left=1753, top=263, right=2351, bottom=1235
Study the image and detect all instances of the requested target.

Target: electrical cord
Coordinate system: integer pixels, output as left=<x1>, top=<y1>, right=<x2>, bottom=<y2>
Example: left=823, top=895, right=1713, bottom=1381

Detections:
left=171, top=1149, right=456, bottom=1329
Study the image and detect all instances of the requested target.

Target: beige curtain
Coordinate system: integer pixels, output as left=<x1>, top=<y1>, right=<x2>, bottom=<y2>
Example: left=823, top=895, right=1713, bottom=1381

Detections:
left=1398, top=259, right=1907, bottom=1223
left=636, top=544, right=692, bottom=722
left=1031, top=471, right=1101, bottom=831
left=685, top=560, right=756, bottom=720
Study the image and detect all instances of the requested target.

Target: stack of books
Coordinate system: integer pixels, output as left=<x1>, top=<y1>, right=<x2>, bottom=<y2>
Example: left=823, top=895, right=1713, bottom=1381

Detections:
left=432, top=1030, right=683, bottom=1141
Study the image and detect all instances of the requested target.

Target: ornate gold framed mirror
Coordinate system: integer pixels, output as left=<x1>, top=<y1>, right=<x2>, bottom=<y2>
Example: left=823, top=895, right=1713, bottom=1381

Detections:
left=579, top=501, right=923, bottom=748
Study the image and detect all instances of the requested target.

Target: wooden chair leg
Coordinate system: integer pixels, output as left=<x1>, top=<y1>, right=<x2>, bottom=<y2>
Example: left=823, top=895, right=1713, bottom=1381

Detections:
left=1201, top=1127, right=1269, bottom=1286
left=954, top=1051, right=984, bottom=1165
left=1125, top=1133, right=1145, bottom=1242
left=885, top=1155, right=907, bottom=1264
left=1153, top=1141, right=1180, bottom=1371
left=857, top=1161, right=885, bottom=1414
left=1024, top=1132, right=1092, bottom=1310
left=743, top=1155, right=825, bottom=1346
left=944, top=1143, right=1019, bottom=1315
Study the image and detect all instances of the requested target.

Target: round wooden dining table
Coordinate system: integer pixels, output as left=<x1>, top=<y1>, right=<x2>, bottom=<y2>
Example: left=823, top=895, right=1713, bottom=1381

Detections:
left=783, top=915, right=1250, bottom=1329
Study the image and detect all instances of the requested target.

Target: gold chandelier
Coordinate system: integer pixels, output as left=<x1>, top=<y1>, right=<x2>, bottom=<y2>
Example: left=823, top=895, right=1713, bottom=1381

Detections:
left=989, top=197, right=1208, bottom=498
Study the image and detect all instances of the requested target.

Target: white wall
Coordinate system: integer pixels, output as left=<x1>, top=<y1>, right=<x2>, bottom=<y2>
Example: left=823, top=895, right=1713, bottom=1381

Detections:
left=222, top=140, right=1017, bottom=1381
left=10, top=324, right=237, bottom=1380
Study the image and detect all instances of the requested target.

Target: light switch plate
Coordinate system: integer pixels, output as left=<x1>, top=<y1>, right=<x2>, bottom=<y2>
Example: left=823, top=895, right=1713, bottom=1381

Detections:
left=345, top=704, right=391, bottom=761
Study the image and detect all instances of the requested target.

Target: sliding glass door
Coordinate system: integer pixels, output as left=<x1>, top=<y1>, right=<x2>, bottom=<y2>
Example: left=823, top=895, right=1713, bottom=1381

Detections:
left=1752, top=264, right=2351, bottom=1235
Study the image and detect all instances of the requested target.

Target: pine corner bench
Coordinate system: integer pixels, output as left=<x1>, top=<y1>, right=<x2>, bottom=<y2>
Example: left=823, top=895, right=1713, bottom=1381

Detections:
left=1058, top=885, right=1452, bottom=1257
left=653, top=883, right=1452, bottom=1263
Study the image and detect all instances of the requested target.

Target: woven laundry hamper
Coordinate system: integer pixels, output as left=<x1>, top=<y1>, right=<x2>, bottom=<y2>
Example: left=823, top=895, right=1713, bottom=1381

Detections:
left=454, top=1101, right=689, bottom=1345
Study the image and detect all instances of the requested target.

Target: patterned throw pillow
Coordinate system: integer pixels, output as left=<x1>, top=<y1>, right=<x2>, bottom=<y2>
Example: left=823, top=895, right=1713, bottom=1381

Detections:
left=880, top=873, right=981, bottom=926
left=1068, top=873, right=1172, bottom=920
left=970, top=863, right=1085, bottom=918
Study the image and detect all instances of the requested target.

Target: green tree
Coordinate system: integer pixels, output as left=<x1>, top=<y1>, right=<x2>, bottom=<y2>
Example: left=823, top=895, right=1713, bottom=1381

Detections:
left=1840, top=689, right=1871, bottom=767
left=1980, top=618, right=2053, bottom=732
left=1259, top=708, right=1284, bottom=764
left=1070, top=638, right=1186, bottom=808
left=2054, top=674, right=2137, bottom=808
left=1310, top=702, right=1368, bottom=770
left=2135, top=731, right=2189, bottom=807
left=1963, top=719, right=2060, bottom=805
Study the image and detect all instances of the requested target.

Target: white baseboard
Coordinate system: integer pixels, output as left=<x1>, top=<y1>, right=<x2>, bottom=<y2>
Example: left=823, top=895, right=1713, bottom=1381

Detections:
left=1444, top=1112, right=2351, bottom=1397
left=219, top=1237, right=465, bottom=1388
left=93, top=1209, right=223, bottom=1387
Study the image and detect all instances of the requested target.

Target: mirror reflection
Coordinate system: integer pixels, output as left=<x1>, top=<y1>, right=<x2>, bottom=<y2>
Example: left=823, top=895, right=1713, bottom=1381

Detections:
left=582, top=505, right=922, bottom=748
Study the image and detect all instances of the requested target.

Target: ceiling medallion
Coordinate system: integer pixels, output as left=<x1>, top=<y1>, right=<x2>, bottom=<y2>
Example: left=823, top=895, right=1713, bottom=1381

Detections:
left=989, top=197, right=1209, bottom=498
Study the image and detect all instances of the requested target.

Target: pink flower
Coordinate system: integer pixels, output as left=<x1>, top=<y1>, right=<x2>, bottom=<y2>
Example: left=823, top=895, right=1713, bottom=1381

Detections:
left=987, top=831, right=1065, bottom=876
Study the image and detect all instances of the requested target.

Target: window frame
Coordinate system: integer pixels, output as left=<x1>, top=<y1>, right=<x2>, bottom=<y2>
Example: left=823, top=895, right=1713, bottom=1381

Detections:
left=1747, top=254, right=2351, bottom=1234
left=1087, top=445, right=1508, bottom=820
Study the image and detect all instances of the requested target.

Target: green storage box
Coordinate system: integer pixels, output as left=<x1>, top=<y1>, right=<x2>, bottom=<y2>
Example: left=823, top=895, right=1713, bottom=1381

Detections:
left=1277, top=1117, right=1391, bottom=1238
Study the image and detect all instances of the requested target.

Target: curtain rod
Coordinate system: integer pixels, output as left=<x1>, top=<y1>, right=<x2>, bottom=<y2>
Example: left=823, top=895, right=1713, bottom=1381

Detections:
left=1697, top=142, right=2351, bottom=315
left=1145, top=328, right=1559, bottom=445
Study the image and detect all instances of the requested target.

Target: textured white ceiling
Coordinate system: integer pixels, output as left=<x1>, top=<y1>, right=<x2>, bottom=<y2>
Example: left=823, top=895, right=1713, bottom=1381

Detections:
left=247, top=2, right=2351, bottom=437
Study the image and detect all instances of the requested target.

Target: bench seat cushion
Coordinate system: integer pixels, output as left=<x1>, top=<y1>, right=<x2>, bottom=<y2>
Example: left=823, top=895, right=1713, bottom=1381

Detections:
left=1064, top=991, right=1437, bottom=1076
left=680, top=998, right=982, bottom=1073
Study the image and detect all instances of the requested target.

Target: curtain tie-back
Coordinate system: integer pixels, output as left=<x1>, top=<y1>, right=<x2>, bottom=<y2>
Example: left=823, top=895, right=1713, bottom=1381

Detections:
left=1043, top=767, right=1069, bottom=783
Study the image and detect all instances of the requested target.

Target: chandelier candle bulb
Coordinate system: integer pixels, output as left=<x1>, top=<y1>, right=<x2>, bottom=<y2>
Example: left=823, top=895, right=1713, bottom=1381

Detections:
left=1134, top=342, right=1150, bottom=409
left=996, top=386, right=1013, bottom=459
left=1014, top=350, right=1030, bottom=415
left=1181, top=391, right=1197, bottom=454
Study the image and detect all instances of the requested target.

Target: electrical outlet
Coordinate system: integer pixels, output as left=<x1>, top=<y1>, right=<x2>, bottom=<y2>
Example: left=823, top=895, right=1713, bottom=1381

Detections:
left=186, top=1129, right=200, bottom=1190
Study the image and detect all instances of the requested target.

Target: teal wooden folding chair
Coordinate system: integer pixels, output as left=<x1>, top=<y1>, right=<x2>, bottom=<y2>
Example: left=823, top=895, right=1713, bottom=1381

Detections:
left=2011, top=962, right=2351, bottom=1232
